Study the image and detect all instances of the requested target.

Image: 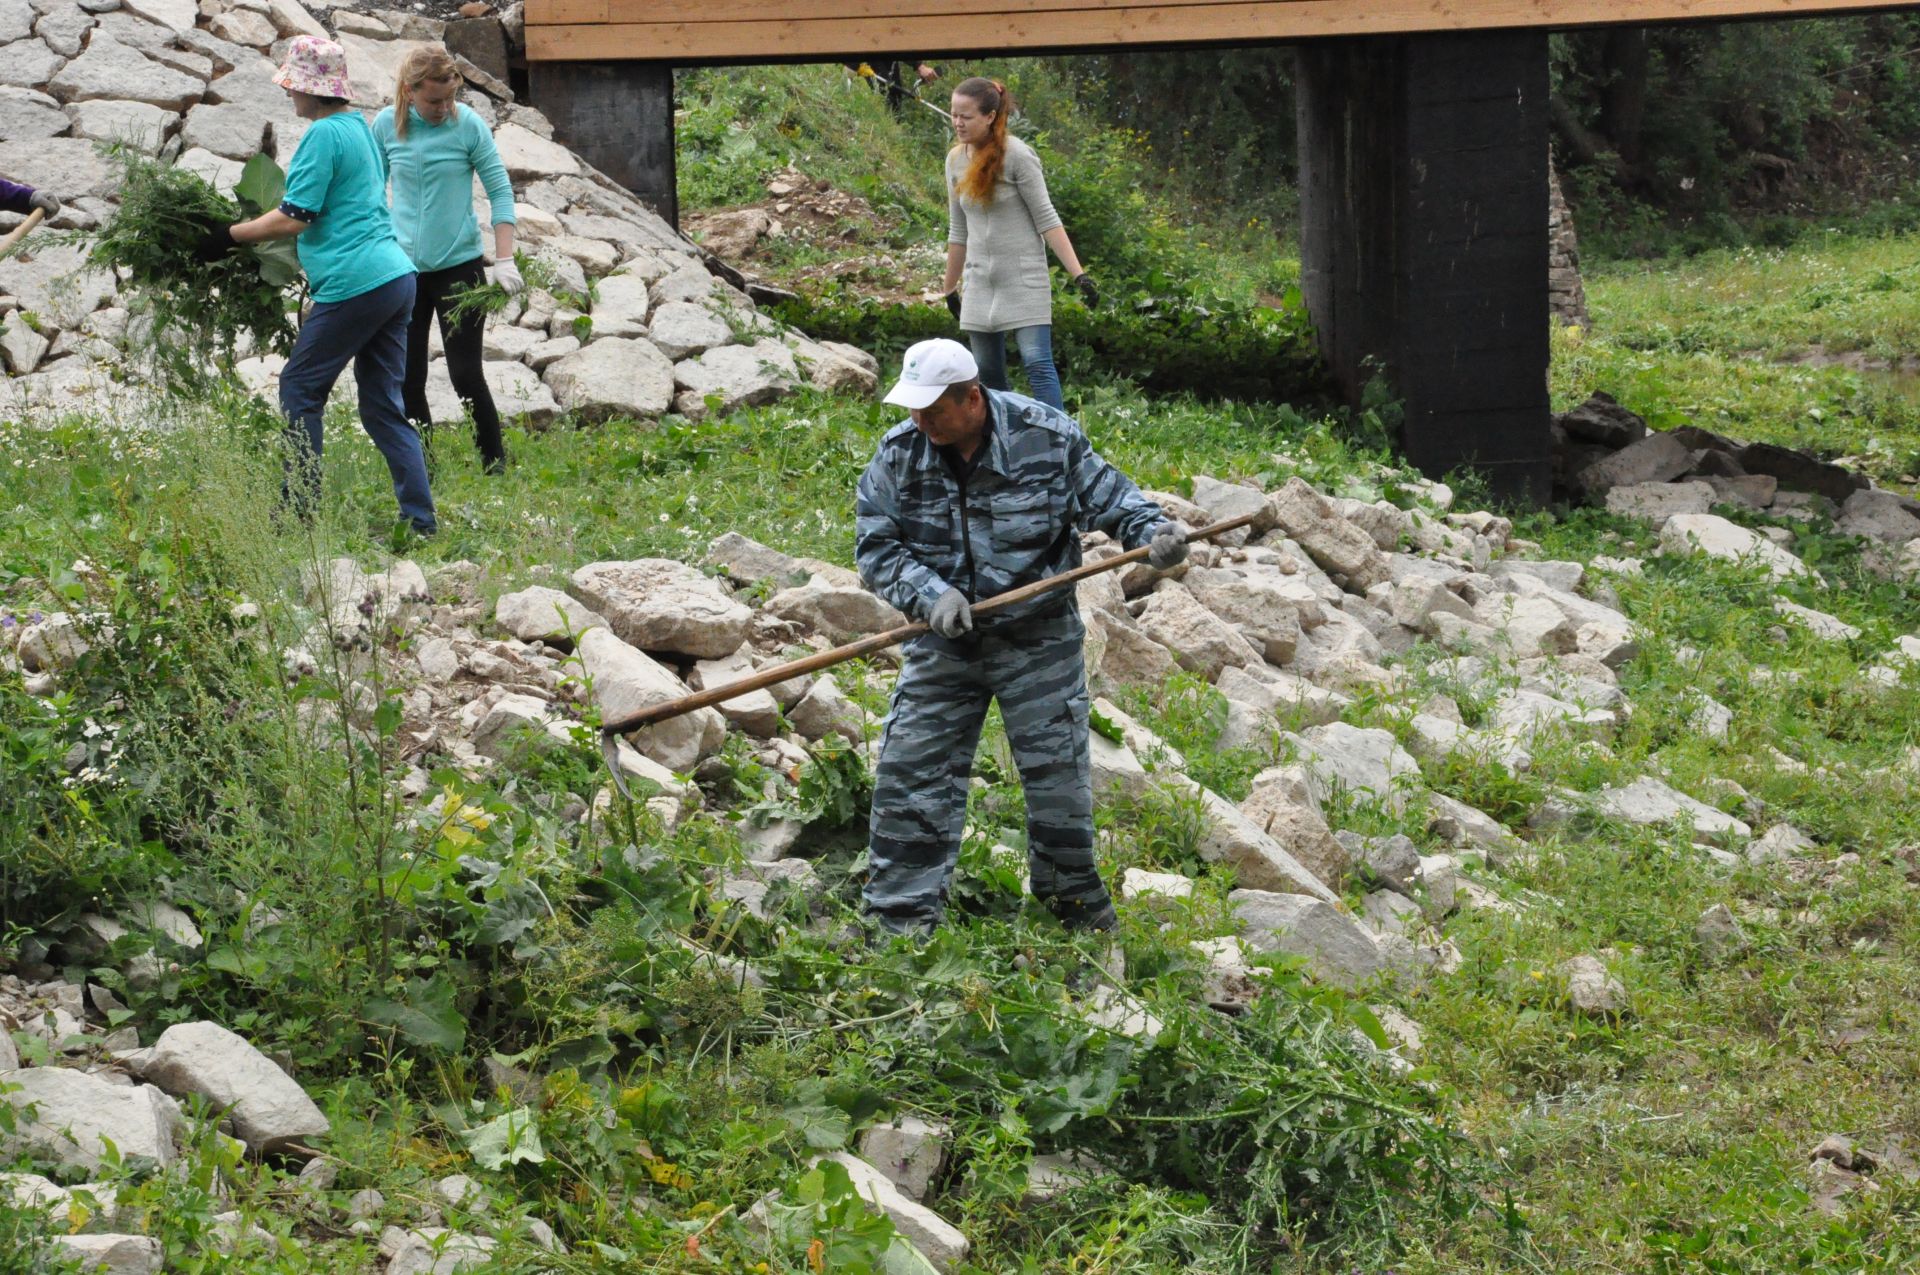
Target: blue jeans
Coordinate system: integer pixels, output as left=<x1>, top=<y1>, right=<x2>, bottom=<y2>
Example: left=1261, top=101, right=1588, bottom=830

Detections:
left=279, top=272, right=435, bottom=534
left=968, top=325, right=1063, bottom=412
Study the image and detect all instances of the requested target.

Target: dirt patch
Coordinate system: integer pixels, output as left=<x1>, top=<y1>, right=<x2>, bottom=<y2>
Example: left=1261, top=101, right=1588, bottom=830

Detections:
left=683, top=168, right=939, bottom=305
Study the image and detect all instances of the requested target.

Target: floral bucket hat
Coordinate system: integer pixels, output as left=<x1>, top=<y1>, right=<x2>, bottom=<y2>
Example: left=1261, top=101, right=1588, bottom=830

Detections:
left=273, top=35, right=352, bottom=99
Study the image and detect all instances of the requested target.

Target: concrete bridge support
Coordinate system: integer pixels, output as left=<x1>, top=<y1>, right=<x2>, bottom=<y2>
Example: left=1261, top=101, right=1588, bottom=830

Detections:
left=528, top=61, right=679, bottom=226
left=1296, top=30, right=1553, bottom=504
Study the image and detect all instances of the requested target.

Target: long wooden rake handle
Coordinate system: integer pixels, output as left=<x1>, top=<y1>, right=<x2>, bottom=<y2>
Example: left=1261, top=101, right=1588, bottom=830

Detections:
left=598, top=511, right=1262, bottom=789
left=0, top=207, right=46, bottom=262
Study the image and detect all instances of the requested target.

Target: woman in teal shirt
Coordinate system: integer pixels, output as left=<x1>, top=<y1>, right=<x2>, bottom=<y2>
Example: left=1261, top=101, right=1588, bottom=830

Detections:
left=199, top=36, right=433, bottom=535
left=374, top=47, right=519, bottom=474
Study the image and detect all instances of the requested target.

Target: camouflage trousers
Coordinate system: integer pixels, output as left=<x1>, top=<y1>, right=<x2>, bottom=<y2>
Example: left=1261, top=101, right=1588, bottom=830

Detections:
left=865, top=612, right=1108, bottom=931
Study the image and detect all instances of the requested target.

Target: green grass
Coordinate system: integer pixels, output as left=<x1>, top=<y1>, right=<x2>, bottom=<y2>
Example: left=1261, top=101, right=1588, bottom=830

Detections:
left=1554, top=230, right=1920, bottom=486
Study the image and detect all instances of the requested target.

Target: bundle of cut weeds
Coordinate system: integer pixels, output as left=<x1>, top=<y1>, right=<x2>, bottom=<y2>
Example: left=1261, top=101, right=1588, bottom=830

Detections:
left=89, top=148, right=303, bottom=390
left=442, top=252, right=564, bottom=327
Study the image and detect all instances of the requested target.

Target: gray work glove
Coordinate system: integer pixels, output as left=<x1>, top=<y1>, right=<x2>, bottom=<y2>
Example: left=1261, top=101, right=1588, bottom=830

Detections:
left=26, top=190, right=58, bottom=216
left=928, top=587, right=973, bottom=639
left=1147, top=522, right=1190, bottom=571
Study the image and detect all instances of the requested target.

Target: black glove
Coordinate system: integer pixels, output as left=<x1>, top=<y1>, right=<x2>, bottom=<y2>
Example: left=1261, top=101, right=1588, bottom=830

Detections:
left=1070, top=272, right=1099, bottom=309
left=929, top=588, right=973, bottom=639
left=193, top=222, right=237, bottom=264
left=1148, top=522, right=1189, bottom=571
left=26, top=190, right=58, bottom=216
left=943, top=290, right=962, bottom=322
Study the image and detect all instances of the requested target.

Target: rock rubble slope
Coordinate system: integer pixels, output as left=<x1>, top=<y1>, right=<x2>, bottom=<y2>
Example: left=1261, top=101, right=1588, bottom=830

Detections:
left=0, top=0, right=878, bottom=420
left=9, top=440, right=1919, bottom=1267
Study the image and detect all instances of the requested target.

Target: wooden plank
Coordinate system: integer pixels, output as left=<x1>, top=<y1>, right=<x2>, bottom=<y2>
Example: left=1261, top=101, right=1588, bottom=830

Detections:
left=586, top=0, right=1273, bottom=20
left=528, top=1, right=1909, bottom=57
left=528, top=0, right=608, bottom=22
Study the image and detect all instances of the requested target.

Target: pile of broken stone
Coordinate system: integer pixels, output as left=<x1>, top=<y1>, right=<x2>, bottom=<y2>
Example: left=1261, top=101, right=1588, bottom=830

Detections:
left=8, top=459, right=1918, bottom=1270
left=1557, top=390, right=1920, bottom=584
left=0, top=0, right=878, bottom=421
left=0, top=972, right=565, bottom=1272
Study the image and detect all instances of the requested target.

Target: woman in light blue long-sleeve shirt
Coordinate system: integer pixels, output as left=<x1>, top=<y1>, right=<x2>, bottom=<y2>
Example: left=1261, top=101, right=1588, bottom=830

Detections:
left=373, top=46, right=519, bottom=473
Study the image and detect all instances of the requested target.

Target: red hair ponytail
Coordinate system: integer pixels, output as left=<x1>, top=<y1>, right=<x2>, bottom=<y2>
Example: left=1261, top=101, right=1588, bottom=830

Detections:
left=953, top=77, right=1012, bottom=205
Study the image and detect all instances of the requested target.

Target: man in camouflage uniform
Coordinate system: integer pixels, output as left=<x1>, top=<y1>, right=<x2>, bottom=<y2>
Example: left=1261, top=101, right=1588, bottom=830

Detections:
left=856, top=339, right=1189, bottom=935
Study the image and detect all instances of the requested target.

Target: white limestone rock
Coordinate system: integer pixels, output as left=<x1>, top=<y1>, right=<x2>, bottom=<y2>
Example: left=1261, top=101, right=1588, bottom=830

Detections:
left=0, top=238, right=117, bottom=327
left=1135, top=580, right=1261, bottom=680
left=1215, top=664, right=1350, bottom=726
left=762, top=574, right=905, bottom=644
left=646, top=298, right=733, bottom=359
left=569, top=558, right=751, bottom=659
left=1236, top=778, right=1350, bottom=890
left=0, top=85, right=69, bottom=138
left=483, top=359, right=560, bottom=427
left=1593, top=775, right=1750, bottom=845
left=208, top=7, right=277, bottom=47
left=1267, top=476, right=1391, bottom=592
left=1188, top=474, right=1278, bottom=536
left=67, top=99, right=175, bottom=154
left=1659, top=513, right=1812, bottom=580
left=1604, top=480, right=1714, bottom=522
left=858, top=1116, right=949, bottom=1202
left=1695, top=903, right=1746, bottom=962
left=0, top=318, right=48, bottom=375
left=51, top=35, right=204, bottom=112
left=47, top=1235, right=162, bottom=1275
left=585, top=268, right=652, bottom=336
left=1772, top=598, right=1859, bottom=641
left=1288, top=722, right=1422, bottom=812
left=1474, top=593, right=1577, bottom=658
left=178, top=100, right=268, bottom=158
left=687, top=647, right=781, bottom=737
left=705, top=531, right=808, bottom=586
left=1179, top=565, right=1302, bottom=663
left=543, top=336, right=675, bottom=421
left=471, top=692, right=560, bottom=759
left=823, top=1151, right=969, bottom=1272
left=577, top=627, right=726, bottom=771
left=1836, top=488, right=1920, bottom=546
left=672, top=338, right=799, bottom=421
left=382, top=1227, right=497, bottom=1275
left=651, top=262, right=716, bottom=306
left=118, top=1021, right=328, bottom=1153
left=1119, top=868, right=1194, bottom=901
left=1747, top=822, right=1815, bottom=865
left=789, top=675, right=865, bottom=745
left=1560, top=954, right=1626, bottom=1016
left=1231, top=890, right=1385, bottom=990
left=1, top=1068, right=179, bottom=1172
left=1164, top=774, right=1339, bottom=902
left=0, top=37, right=64, bottom=91
left=495, top=585, right=606, bottom=645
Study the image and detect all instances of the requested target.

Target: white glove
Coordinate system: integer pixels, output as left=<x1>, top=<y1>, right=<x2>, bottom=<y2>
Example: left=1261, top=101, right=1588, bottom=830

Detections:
left=489, top=259, right=525, bottom=294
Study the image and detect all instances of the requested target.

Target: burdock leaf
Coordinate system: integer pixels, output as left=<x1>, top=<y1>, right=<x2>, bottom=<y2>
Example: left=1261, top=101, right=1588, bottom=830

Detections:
left=234, top=153, right=286, bottom=218
left=250, top=239, right=303, bottom=289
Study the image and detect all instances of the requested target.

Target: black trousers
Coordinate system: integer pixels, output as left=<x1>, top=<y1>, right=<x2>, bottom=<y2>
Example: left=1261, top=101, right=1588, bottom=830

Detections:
left=402, top=255, right=505, bottom=472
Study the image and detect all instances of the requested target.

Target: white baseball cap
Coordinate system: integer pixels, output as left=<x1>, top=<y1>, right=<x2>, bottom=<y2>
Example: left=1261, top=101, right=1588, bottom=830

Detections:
left=883, top=338, right=980, bottom=410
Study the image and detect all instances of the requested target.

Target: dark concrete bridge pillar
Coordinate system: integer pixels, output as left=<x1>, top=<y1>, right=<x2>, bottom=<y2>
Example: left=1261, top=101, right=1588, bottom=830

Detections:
left=528, top=62, right=679, bottom=227
left=1296, top=30, right=1552, bottom=504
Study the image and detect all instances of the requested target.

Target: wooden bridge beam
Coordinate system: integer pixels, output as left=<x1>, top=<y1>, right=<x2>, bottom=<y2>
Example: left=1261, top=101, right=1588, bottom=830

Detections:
left=1297, top=28, right=1553, bottom=503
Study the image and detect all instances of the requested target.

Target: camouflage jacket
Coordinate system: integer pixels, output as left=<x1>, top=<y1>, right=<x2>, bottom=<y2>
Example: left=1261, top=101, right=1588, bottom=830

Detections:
left=856, top=389, right=1171, bottom=628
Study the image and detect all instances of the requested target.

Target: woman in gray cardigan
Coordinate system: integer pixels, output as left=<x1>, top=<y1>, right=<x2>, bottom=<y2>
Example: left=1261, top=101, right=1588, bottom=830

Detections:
left=940, top=78, right=1096, bottom=411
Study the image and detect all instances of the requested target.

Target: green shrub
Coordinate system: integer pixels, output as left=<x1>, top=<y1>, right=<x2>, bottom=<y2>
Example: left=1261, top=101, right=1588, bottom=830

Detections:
left=772, top=286, right=1327, bottom=404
